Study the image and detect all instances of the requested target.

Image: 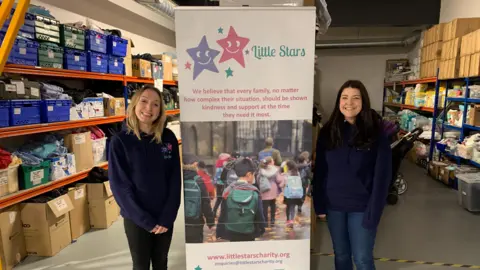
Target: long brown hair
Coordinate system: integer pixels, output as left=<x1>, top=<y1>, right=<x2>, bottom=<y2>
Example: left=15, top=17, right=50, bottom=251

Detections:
left=126, top=85, right=166, bottom=143
left=286, top=160, right=299, bottom=176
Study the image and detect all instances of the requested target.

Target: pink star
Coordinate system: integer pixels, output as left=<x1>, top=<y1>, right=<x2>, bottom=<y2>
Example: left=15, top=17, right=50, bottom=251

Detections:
left=185, top=61, right=192, bottom=70
left=216, top=26, right=250, bottom=68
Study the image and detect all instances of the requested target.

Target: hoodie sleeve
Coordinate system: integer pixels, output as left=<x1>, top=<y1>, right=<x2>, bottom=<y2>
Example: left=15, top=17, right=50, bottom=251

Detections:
left=362, top=133, right=392, bottom=230
left=158, top=130, right=182, bottom=229
left=276, top=171, right=285, bottom=188
left=108, top=135, right=157, bottom=232
left=312, top=135, right=328, bottom=215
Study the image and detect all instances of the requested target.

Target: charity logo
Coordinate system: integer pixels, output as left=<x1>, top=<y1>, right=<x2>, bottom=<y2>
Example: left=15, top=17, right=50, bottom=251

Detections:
left=161, top=143, right=173, bottom=159
left=186, top=35, right=221, bottom=80
left=185, top=26, right=250, bottom=80
left=194, top=266, right=202, bottom=270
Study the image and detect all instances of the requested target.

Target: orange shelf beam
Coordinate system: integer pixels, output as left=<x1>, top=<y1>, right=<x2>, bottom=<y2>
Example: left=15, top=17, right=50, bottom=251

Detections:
left=3, top=64, right=125, bottom=81
left=0, top=162, right=108, bottom=209
left=3, top=64, right=179, bottom=86
left=166, top=109, right=180, bottom=115
left=384, top=102, right=435, bottom=113
left=0, top=115, right=126, bottom=139
left=384, top=77, right=437, bottom=87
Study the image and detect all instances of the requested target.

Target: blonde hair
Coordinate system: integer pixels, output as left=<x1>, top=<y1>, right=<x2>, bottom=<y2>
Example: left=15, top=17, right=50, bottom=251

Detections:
left=126, top=85, right=166, bottom=143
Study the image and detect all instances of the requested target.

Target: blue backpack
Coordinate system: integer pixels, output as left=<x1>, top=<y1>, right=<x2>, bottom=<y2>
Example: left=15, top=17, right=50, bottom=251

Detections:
left=184, top=177, right=202, bottom=219
left=259, top=149, right=273, bottom=161
left=214, top=167, right=223, bottom=185
left=284, top=175, right=304, bottom=199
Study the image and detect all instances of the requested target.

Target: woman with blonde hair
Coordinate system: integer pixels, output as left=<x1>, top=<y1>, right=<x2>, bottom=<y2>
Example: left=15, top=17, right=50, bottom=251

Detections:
left=109, top=85, right=181, bottom=270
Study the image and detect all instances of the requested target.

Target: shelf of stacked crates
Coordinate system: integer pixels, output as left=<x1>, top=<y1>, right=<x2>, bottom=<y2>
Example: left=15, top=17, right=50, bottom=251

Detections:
left=0, top=162, right=108, bottom=209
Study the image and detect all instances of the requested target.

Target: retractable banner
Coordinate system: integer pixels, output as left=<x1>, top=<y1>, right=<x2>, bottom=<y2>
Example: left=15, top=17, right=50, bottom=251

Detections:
left=176, top=7, right=316, bottom=269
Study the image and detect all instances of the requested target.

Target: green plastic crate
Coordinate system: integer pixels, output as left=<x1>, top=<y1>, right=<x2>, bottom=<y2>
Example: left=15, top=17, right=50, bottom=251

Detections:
left=60, top=25, right=85, bottom=50
left=19, top=160, right=51, bottom=190
left=35, top=15, right=60, bottom=44
left=38, top=43, right=64, bottom=69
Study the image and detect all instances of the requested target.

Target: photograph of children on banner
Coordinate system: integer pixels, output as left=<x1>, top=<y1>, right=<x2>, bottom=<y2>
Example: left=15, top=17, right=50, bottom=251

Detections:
left=182, top=120, right=313, bottom=243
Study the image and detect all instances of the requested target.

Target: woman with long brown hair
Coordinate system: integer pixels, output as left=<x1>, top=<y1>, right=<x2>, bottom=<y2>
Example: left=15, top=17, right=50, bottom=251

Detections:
left=109, top=85, right=181, bottom=270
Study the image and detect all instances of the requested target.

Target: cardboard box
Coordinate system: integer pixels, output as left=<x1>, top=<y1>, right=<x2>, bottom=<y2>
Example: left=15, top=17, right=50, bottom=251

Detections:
left=124, top=37, right=134, bottom=76
left=444, top=18, right=480, bottom=41
left=421, top=41, right=442, bottom=62
left=0, top=205, right=26, bottom=270
left=21, top=194, right=74, bottom=257
left=64, top=132, right=94, bottom=172
left=68, top=184, right=90, bottom=240
left=439, top=58, right=460, bottom=79
left=438, top=166, right=456, bottom=185
left=470, top=52, right=480, bottom=77
left=423, top=24, right=445, bottom=46
left=459, top=55, right=471, bottom=77
left=420, top=59, right=440, bottom=78
left=104, top=98, right=125, bottom=116
left=162, top=54, right=173, bottom=81
left=132, top=59, right=152, bottom=78
left=441, top=38, right=461, bottom=60
left=428, top=161, right=447, bottom=179
left=89, top=196, right=119, bottom=229
left=87, top=181, right=112, bottom=201
left=467, top=104, right=480, bottom=126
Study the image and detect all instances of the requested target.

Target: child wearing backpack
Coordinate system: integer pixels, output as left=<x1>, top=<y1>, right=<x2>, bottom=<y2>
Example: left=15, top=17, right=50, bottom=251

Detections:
left=197, top=161, right=215, bottom=200
left=296, top=154, right=312, bottom=213
left=257, top=157, right=284, bottom=227
left=216, top=158, right=266, bottom=242
left=283, top=160, right=305, bottom=228
left=183, top=156, right=215, bottom=243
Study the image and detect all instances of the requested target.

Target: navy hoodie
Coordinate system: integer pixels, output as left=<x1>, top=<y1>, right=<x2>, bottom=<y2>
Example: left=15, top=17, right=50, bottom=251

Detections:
left=312, top=122, right=392, bottom=230
left=108, top=126, right=181, bottom=232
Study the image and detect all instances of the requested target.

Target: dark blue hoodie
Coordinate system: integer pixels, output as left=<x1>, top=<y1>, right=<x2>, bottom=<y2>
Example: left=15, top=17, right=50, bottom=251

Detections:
left=312, top=122, right=392, bottom=230
left=108, top=126, right=181, bottom=231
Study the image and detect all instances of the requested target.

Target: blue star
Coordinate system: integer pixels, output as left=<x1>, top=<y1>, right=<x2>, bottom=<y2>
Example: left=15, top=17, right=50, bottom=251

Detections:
left=225, top=67, right=233, bottom=78
left=186, top=36, right=220, bottom=80
left=218, top=27, right=223, bottom=34
left=195, top=266, right=202, bottom=270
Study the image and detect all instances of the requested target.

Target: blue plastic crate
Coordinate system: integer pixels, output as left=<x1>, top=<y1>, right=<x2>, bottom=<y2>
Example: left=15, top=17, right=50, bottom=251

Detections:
left=64, top=49, right=87, bottom=71
left=107, top=35, right=128, bottom=57
left=0, top=33, right=38, bottom=66
left=108, top=55, right=124, bottom=75
left=10, top=100, right=41, bottom=126
left=0, top=12, right=35, bottom=39
left=87, top=52, right=108, bottom=73
left=40, top=99, right=72, bottom=123
left=85, top=30, right=107, bottom=54
left=0, top=100, right=10, bottom=128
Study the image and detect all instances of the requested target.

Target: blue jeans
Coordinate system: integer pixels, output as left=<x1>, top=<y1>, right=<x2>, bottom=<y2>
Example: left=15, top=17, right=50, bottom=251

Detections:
left=327, top=210, right=377, bottom=270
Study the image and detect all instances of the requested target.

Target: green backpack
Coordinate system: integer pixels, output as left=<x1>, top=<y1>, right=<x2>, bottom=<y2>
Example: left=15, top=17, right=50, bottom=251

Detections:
left=225, top=188, right=258, bottom=234
left=184, top=177, right=202, bottom=219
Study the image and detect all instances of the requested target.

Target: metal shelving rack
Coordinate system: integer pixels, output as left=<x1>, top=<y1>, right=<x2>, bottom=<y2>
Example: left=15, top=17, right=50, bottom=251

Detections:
left=0, top=64, right=181, bottom=209
left=382, top=75, right=441, bottom=163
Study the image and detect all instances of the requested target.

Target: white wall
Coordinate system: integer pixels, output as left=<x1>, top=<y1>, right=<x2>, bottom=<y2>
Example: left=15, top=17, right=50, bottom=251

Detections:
left=316, top=47, right=408, bottom=119
left=440, top=0, right=480, bottom=23
left=31, top=0, right=176, bottom=54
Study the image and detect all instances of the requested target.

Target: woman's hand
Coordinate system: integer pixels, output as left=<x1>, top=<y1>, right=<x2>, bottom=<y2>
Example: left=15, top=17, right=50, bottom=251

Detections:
left=150, top=225, right=168, bottom=234
left=317, top=214, right=326, bottom=219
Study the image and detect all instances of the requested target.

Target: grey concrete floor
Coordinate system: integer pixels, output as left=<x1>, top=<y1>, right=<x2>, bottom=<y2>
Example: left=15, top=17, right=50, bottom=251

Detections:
left=15, top=161, right=480, bottom=270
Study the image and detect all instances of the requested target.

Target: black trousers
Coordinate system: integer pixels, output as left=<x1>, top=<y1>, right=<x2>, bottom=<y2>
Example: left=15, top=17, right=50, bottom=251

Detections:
left=124, top=218, right=173, bottom=270
left=262, top=199, right=276, bottom=224
left=212, top=184, right=225, bottom=215
left=185, top=224, right=204, bottom=243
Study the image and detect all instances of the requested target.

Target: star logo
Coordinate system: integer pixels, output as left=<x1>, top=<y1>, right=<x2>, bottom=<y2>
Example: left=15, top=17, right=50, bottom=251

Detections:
left=187, top=36, right=220, bottom=80
left=218, top=27, right=223, bottom=34
left=225, top=67, right=233, bottom=78
left=216, top=26, right=250, bottom=68
left=195, top=266, right=202, bottom=270
left=185, top=61, right=192, bottom=70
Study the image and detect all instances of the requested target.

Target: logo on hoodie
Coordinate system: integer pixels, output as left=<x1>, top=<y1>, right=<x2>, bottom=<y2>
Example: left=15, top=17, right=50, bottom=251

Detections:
left=161, top=143, right=173, bottom=159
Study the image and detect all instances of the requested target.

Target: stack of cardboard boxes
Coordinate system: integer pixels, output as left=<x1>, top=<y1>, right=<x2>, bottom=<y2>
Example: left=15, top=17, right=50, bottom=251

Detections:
left=421, top=24, right=444, bottom=78
left=440, top=18, right=480, bottom=79
left=0, top=177, right=120, bottom=269
left=460, top=28, right=480, bottom=77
